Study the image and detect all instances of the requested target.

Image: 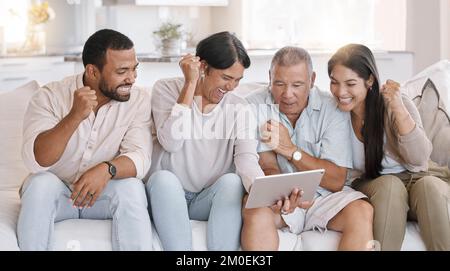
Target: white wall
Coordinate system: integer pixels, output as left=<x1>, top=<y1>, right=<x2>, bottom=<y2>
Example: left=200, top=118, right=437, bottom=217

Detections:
left=46, top=0, right=96, bottom=54
left=441, top=0, right=450, bottom=60
left=96, top=5, right=212, bottom=54
left=406, top=0, right=442, bottom=73
left=374, top=0, right=406, bottom=50
left=211, top=0, right=243, bottom=39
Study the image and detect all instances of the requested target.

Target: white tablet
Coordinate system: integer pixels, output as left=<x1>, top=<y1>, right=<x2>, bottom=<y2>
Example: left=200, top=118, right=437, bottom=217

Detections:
left=245, top=169, right=325, bottom=209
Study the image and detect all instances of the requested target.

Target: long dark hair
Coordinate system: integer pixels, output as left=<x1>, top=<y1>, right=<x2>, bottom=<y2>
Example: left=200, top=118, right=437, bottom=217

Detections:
left=328, top=44, right=385, bottom=179
left=196, top=31, right=250, bottom=70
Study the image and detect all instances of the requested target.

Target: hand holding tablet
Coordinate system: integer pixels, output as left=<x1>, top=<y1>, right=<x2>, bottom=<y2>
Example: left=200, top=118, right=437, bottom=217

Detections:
left=245, top=169, right=325, bottom=209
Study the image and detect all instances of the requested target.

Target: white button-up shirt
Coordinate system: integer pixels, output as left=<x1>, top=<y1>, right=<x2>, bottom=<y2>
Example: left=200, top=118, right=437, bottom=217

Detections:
left=22, top=73, right=152, bottom=184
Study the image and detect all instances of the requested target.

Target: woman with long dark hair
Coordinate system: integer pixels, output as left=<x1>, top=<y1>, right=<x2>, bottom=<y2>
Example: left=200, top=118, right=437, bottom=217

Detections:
left=327, top=44, right=450, bottom=250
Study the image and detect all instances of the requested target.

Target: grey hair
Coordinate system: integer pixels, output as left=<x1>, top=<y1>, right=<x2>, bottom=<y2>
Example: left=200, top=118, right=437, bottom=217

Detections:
left=269, top=46, right=313, bottom=76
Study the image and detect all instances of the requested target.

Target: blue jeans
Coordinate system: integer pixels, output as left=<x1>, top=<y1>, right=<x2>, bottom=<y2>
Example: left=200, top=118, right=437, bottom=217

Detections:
left=146, top=170, right=245, bottom=251
left=17, top=172, right=152, bottom=251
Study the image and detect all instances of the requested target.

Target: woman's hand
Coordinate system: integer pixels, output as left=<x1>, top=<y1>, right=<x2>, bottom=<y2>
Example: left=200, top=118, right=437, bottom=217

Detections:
left=179, top=54, right=201, bottom=85
left=380, top=79, right=404, bottom=112
left=381, top=79, right=415, bottom=135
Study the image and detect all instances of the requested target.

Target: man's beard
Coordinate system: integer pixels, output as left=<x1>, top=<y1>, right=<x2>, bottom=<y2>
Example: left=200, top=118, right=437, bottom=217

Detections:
left=99, top=79, right=132, bottom=102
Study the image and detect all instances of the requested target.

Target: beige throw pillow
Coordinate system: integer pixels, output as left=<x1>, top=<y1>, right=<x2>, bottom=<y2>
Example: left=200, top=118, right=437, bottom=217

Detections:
left=403, top=60, right=450, bottom=110
left=413, top=79, right=450, bottom=168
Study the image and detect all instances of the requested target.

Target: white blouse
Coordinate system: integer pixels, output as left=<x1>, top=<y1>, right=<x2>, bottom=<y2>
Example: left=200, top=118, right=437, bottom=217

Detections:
left=350, top=127, right=406, bottom=180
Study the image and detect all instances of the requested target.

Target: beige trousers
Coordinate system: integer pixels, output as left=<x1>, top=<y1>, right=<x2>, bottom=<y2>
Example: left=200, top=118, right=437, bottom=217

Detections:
left=352, top=161, right=450, bottom=251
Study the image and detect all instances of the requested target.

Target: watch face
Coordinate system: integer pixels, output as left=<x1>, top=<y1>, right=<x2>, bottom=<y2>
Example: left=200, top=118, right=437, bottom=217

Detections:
left=109, top=166, right=116, bottom=176
left=110, top=165, right=117, bottom=176
left=105, top=161, right=116, bottom=178
left=293, top=151, right=302, bottom=161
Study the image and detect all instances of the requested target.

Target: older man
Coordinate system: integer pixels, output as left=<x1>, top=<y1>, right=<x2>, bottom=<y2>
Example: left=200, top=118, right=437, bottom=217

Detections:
left=18, top=29, right=153, bottom=251
left=242, top=47, right=374, bottom=251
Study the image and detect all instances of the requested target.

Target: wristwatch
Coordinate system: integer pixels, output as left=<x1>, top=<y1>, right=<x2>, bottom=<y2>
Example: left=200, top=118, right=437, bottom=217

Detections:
left=291, top=149, right=302, bottom=162
left=103, top=161, right=117, bottom=179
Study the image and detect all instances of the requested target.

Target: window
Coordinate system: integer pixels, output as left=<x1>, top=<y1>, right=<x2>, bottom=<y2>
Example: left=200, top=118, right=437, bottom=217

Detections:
left=241, top=0, right=406, bottom=51
left=0, top=0, right=29, bottom=45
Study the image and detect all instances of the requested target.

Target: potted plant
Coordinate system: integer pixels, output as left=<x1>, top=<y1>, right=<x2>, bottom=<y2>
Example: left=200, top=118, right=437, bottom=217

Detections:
left=153, top=22, right=183, bottom=56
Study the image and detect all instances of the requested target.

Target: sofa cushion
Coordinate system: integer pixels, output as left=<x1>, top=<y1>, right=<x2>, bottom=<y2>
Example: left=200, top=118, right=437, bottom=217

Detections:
left=51, top=218, right=425, bottom=251
left=297, top=223, right=425, bottom=251
left=412, top=79, right=450, bottom=168
left=52, top=219, right=301, bottom=251
left=401, top=223, right=427, bottom=251
left=53, top=220, right=204, bottom=251
left=0, top=81, right=39, bottom=191
left=299, top=230, right=341, bottom=251
left=0, top=191, right=20, bottom=251
left=53, top=220, right=113, bottom=251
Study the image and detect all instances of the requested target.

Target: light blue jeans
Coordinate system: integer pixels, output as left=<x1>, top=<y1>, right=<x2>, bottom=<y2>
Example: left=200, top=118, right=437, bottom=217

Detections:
left=146, top=170, right=245, bottom=251
left=17, top=172, right=152, bottom=251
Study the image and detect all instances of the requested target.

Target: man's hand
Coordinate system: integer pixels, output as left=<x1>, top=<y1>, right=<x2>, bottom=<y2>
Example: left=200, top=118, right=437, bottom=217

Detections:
left=270, top=188, right=312, bottom=228
left=70, top=163, right=111, bottom=209
left=68, top=87, right=98, bottom=122
left=260, top=120, right=297, bottom=159
left=271, top=188, right=312, bottom=213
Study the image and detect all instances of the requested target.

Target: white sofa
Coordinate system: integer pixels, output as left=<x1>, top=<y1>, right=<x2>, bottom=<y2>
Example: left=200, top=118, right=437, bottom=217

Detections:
left=2, top=60, right=449, bottom=251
